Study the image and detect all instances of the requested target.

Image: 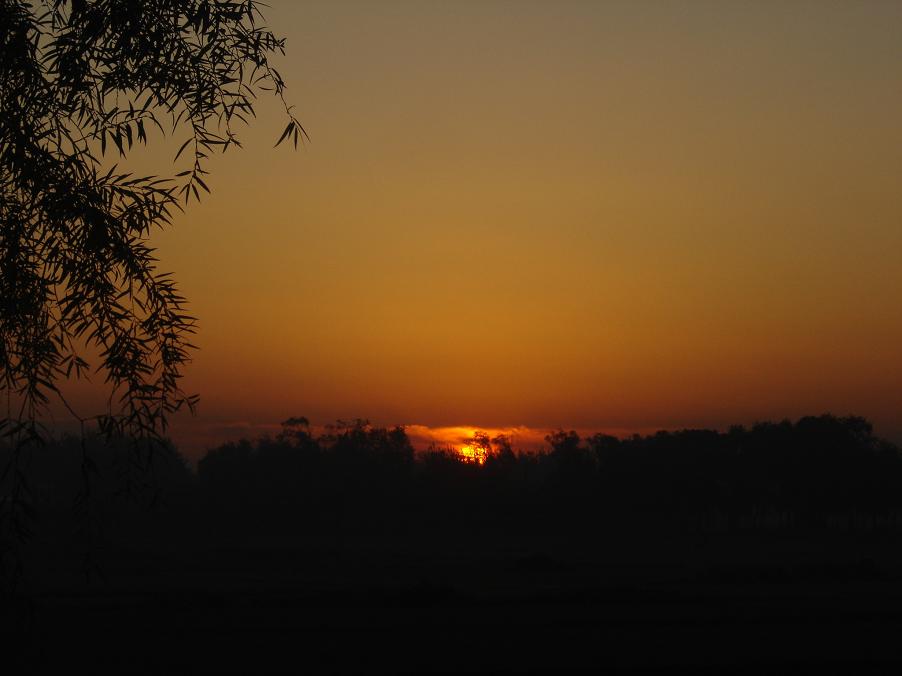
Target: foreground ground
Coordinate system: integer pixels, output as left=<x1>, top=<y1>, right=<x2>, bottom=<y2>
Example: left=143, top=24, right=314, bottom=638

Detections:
left=7, top=525, right=902, bottom=674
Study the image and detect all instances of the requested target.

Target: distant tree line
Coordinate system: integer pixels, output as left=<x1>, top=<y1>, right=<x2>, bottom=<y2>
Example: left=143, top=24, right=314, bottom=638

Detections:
left=5, top=414, right=902, bottom=542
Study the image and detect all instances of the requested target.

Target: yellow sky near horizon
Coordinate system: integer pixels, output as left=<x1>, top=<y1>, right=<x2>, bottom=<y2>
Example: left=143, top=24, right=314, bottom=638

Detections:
left=111, top=0, right=902, bottom=458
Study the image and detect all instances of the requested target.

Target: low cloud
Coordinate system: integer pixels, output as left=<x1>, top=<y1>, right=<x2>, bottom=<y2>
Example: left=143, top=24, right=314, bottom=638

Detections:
left=403, top=424, right=548, bottom=453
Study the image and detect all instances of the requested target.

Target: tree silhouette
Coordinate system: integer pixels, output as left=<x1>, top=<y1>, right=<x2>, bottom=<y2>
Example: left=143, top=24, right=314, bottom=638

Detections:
left=190, top=414, right=902, bottom=536
left=0, top=0, right=302, bottom=570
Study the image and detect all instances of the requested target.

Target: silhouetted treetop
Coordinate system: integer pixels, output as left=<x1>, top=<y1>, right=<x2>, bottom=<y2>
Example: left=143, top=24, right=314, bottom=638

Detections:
left=195, top=414, right=902, bottom=533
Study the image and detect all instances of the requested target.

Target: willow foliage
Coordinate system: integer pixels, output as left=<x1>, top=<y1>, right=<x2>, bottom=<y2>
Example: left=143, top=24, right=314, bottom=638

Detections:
left=0, top=0, right=302, bottom=547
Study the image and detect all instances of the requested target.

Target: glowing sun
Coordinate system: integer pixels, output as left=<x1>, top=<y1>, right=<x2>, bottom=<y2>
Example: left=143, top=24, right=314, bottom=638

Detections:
left=458, top=442, right=487, bottom=465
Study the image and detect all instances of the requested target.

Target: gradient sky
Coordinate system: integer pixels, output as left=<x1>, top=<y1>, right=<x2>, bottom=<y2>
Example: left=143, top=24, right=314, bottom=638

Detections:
left=126, top=0, right=902, bottom=457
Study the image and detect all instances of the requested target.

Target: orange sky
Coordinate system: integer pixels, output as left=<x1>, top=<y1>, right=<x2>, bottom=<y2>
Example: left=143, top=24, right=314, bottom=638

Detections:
left=88, top=0, right=902, bottom=458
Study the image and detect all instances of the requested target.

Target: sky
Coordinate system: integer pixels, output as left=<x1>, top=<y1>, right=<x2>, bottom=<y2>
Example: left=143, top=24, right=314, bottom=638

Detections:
left=125, top=0, right=902, bottom=458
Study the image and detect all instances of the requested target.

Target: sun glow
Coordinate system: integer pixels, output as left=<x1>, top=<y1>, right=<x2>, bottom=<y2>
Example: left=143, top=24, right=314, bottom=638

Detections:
left=457, top=443, right=487, bottom=465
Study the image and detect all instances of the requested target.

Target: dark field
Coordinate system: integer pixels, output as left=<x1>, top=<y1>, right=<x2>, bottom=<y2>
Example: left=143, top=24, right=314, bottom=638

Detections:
left=11, top=522, right=902, bottom=673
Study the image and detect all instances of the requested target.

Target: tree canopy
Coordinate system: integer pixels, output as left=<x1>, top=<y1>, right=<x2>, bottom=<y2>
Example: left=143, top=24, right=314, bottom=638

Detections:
left=0, top=0, right=302, bottom=449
